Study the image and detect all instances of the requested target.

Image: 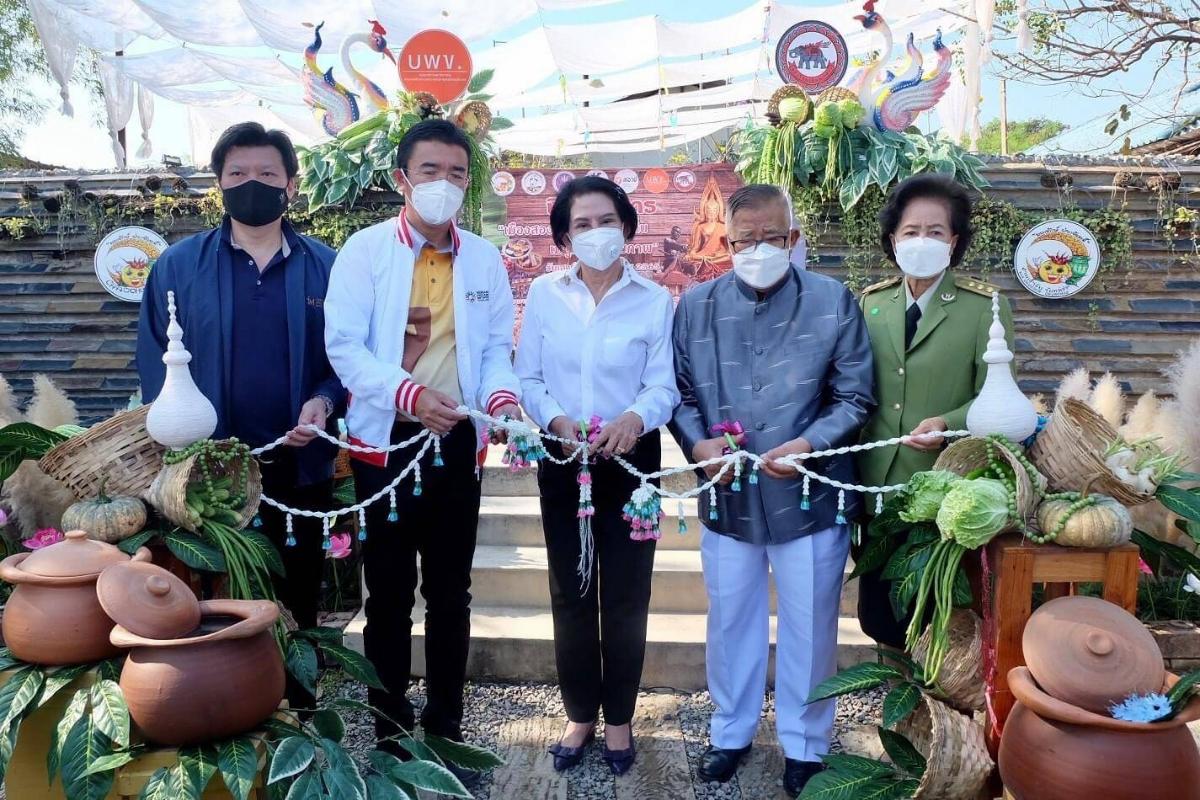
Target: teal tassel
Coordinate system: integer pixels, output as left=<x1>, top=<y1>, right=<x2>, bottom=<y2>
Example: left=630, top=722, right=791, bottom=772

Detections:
left=358, top=527, right=367, bottom=542
left=285, top=533, right=297, bottom=547
left=732, top=477, right=742, bottom=493
left=387, top=510, right=399, bottom=523
left=321, top=536, right=331, bottom=551
left=433, top=453, right=444, bottom=467
left=252, top=515, right=263, bottom=528
left=800, top=497, right=811, bottom=511
left=677, top=501, right=687, bottom=535
left=413, top=480, right=423, bottom=497
left=749, top=465, right=759, bottom=485
left=708, top=506, right=718, bottom=521
left=836, top=511, right=847, bottom=524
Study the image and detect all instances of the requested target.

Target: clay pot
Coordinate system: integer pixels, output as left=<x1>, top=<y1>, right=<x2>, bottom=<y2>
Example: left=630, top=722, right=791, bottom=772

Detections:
left=999, top=667, right=1200, bottom=800
left=98, top=562, right=283, bottom=746
left=0, top=530, right=150, bottom=665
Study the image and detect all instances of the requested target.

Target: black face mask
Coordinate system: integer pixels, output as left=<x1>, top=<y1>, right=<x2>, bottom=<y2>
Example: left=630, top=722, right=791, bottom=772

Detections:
left=222, top=179, right=289, bottom=227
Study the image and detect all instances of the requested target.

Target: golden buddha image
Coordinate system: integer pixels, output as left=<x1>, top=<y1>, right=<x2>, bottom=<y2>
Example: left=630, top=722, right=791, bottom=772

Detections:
left=683, top=176, right=733, bottom=281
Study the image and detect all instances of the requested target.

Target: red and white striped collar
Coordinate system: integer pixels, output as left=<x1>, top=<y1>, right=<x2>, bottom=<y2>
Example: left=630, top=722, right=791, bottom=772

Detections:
left=395, top=209, right=461, bottom=256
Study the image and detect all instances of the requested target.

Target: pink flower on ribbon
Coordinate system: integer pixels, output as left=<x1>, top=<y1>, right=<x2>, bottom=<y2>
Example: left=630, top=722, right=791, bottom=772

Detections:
left=25, top=528, right=64, bottom=550
left=709, top=420, right=746, bottom=452
left=1138, top=558, right=1154, bottom=576
left=327, top=533, right=352, bottom=559
left=585, top=415, right=604, bottom=444
left=0, top=507, right=7, bottom=527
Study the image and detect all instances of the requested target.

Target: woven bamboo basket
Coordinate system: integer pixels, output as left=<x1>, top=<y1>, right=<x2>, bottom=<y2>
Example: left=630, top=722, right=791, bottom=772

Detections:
left=38, top=406, right=166, bottom=501
left=934, top=437, right=1047, bottom=532
left=912, top=609, right=986, bottom=712
left=897, top=693, right=993, bottom=799
left=145, top=443, right=262, bottom=532
left=1028, top=398, right=1155, bottom=506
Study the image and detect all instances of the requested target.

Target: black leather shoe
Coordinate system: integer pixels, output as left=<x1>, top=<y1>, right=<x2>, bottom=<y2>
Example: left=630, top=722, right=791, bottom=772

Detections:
left=548, top=728, right=595, bottom=772
left=602, top=739, right=637, bottom=776
left=697, top=744, right=752, bottom=783
left=446, top=761, right=482, bottom=790
left=783, top=759, right=825, bottom=797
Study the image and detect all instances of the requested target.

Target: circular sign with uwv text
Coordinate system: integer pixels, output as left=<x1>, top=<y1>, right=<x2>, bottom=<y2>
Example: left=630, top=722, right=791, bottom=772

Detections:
left=94, top=226, right=168, bottom=303
left=1013, top=219, right=1101, bottom=299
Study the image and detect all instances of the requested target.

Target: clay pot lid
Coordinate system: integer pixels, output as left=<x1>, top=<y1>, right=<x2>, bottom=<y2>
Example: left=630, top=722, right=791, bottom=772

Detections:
left=96, top=561, right=201, bottom=640
left=19, top=530, right=131, bottom=578
left=1023, top=596, right=1164, bottom=714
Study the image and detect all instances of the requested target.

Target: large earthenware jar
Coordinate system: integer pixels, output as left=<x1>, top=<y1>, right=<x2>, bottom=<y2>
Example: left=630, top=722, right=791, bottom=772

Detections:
left=97, top=561, right=284, bottom=746
left=999, top=596, right=1200, bottom=800
left=0, top=530, right=150, bottom=664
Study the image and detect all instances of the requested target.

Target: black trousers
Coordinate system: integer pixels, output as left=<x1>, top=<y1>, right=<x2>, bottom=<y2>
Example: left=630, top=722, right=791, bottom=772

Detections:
left=352, top=420, right=481, bottom=741
left=537, top=434, right=660, bottom=726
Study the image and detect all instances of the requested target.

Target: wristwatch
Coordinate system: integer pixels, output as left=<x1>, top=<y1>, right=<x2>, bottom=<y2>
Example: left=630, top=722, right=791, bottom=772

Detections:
left=313, top=395, right=335, bottom=418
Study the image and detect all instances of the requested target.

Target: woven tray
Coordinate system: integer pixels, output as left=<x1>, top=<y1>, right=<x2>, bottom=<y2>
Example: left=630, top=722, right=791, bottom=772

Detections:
left=1029, top=398, right=1155, bottom=506
left=898, top=692, right=993, bottom=799
left=38, top=406, right=166, bottom=502
left=146, top=443, right=262, bottom=532
left=912, top=609, right=986, bottom=713
left=935, top=437, right=1047, bottom=532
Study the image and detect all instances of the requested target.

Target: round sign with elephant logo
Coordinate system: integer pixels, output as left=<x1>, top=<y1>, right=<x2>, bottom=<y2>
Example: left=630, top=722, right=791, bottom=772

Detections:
left=94, top=226, right=169, bottom=303
left=774, top=20, right=849, bottom=95
left=1013, top=219, right=1100, bottom=299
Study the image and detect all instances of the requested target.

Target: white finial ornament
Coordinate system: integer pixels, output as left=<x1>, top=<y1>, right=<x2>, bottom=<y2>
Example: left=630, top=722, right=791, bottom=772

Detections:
left=146, top=290, right=218, bottom=449
left=966, top=292, right=1038, bottom=443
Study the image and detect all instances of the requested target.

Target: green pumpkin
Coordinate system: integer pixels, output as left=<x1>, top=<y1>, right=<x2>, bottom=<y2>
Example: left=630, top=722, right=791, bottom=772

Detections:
left=61, top=489, right=146, bottom=543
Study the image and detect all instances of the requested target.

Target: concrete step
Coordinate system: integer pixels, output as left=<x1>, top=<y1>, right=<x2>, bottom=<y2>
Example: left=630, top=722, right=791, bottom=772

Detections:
left=466, top=544, right=859, bottom=616
left=343, top=605, right=876, bottom=693
left=478, top=496, right=703, bottom=551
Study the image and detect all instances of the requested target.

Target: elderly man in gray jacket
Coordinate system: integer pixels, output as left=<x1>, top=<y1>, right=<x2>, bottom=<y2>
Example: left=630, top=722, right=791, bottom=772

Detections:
left=669, top=184, right=875, bottom=797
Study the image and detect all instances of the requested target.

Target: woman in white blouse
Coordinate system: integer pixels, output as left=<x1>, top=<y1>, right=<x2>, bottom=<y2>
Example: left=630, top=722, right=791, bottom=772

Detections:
left=515, top=176, right=680, bottom=776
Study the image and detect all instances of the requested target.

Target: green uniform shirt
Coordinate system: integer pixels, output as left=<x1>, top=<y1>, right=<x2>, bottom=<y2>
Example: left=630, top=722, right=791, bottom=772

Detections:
left=856, top=270, right=1015, bottom=489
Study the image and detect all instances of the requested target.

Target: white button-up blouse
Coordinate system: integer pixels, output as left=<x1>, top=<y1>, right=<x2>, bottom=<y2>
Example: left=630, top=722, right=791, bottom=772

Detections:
left=515, top=260, right=680, bottom=432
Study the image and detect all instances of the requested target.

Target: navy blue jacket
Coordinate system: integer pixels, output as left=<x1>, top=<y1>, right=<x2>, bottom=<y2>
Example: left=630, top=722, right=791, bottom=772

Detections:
left=136, top=218, right=345, bottom=486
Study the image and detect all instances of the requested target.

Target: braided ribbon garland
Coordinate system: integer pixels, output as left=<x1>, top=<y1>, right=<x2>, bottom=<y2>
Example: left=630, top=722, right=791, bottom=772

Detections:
left=250, top=407, right=969, bottom=554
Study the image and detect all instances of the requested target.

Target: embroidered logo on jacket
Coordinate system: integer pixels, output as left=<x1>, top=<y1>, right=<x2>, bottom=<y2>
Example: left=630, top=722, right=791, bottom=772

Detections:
left=465, top=290, right=490, bottom=303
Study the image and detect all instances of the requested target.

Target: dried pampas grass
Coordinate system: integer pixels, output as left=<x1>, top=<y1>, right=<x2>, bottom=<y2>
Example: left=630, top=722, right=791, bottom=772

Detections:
left=1029, top=393, right=1048, bottom=416
left=1057, top=367, right=1091, bottom=405
left=25, top=374, right=78, bottom=429
left=0, top=374, right=19, bottom=426
left=1122, top=391, right=1160, bottom=442
left=1089, top=372, right=1125, bottom=428
left=1165, top=339, right=1200, bottom=469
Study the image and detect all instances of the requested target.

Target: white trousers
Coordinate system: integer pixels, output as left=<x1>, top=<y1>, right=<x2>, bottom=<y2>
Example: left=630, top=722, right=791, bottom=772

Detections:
left=701, top=524, right=850, bottom=762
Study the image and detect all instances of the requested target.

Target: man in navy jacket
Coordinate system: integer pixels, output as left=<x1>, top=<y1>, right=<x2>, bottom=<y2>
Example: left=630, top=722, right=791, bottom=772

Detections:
left=136, top=122, right=344, bottom=649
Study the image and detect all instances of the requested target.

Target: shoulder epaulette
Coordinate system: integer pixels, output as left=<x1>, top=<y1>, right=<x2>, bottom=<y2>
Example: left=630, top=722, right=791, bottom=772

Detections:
left=861, top=275, right=901, bottom=296
left=954, top=275, right=1000, bottom=297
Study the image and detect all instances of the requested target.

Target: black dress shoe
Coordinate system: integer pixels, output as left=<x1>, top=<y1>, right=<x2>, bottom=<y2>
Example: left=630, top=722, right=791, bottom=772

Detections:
left=447, top=761, right=482, bottom=790
left=697, top=744, right=752, bottom=783
left=783, top=759, right=825, bottom=797
left=602, top=739, right=637, bottom=776
left=548, top=728, right=595, bottom=772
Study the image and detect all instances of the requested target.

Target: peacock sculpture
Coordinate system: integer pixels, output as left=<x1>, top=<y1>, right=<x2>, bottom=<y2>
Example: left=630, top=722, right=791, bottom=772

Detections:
left=301, top=22, right=360, bottom=136
left=845, top=2, right=895, bottom=96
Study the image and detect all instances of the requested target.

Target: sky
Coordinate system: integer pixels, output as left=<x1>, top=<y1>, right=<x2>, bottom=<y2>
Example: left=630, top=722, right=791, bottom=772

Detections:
left=14, top=0, right=1188, bottom=170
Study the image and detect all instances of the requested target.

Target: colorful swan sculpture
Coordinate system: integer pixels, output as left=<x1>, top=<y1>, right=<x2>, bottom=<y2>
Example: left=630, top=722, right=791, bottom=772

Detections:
left=301, top=20, right=396, bottom=136
left=853, top=1, right=953, bottom=133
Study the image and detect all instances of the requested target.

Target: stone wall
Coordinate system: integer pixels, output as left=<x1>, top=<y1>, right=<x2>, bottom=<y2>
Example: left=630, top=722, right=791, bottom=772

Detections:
left=1, top=159, right=1198, bottom=422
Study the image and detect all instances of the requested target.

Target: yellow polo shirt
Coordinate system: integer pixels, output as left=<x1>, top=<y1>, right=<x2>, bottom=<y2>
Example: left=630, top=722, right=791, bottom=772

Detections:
left=403, top=245, right=463, bottom=404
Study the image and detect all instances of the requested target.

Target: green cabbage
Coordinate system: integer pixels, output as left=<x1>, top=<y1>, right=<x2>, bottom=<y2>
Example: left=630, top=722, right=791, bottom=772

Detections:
left=935, top=477, right=1010, bottom=548
left=898, top=470, right=961, bottom=523
left=837, top=98, right=865, bottom=128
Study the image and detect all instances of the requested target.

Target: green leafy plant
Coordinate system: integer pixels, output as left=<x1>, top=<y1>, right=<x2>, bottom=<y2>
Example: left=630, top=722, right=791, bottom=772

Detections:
left=0, top=421, right=68, bottom=483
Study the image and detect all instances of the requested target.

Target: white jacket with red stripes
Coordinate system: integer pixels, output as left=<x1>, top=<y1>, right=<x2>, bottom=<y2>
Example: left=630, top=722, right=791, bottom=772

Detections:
left=324, top=212, right=520, bottom=466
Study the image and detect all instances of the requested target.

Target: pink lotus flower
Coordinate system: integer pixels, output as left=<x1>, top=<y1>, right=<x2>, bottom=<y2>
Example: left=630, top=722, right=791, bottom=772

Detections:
left=327, top=532, right=352, bottom=559
left=0, top=507, right=7, bottom=527
left=25, top=528, right=64, bottom=550
left=1138, top=558, right=1154, bottom=576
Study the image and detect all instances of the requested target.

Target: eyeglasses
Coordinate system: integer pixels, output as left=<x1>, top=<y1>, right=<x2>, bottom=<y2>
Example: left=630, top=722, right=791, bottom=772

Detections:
left=728, top=235, right=789, bottom=254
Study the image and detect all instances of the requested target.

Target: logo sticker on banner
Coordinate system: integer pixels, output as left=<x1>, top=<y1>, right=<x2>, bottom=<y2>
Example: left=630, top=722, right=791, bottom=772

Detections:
left=586, top=169, right=609, bottom=180
left=492, top=171, right=516, bottom=197
left=552, top=171, right=575, bottom=192
left=94, top=226, right=168, bottom=303
left=521, top=171, right=547, bottom=195
left=673, top=169, right=697, bottom=191
left=398, top=29, right=473, bottom=104
left=1013, top=219, right=1101, bottom=299
left=775, top=20, right=849, bottom=95
left=643, top=168, right=670, bottom=194
left=614, top=169, right=640, bottom=193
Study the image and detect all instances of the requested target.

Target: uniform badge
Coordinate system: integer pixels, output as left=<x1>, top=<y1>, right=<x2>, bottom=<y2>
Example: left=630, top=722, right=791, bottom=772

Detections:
left=941, top=293, right=955, bottom=302
left=870, top=307, right=879, bottom=315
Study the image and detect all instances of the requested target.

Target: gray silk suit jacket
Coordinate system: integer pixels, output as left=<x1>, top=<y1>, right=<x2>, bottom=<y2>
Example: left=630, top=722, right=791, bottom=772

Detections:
left=669, top=267, right=876, bottom=545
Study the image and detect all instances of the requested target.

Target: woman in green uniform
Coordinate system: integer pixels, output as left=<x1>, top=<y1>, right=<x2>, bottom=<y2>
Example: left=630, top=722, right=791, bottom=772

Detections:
left=855, top=173, right=1014, bottom=647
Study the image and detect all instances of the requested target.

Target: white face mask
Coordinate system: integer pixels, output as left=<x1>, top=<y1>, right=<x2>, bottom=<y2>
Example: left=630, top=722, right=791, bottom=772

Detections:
left=894, top=237, right=952, bottom=279
left=732, top=243, right=792, bottom=290
left=571, top=226, right=625, bottom=271
left=405, top=176, right=465, bottom=226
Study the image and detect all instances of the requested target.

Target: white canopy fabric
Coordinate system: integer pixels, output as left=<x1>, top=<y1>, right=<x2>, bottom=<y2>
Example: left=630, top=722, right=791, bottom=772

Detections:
left=29, top=0, right=980, bottom=160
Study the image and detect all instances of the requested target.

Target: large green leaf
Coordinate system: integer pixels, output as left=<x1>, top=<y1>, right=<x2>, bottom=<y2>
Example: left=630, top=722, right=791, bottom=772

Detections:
left=807, top=662, right=902, bottom=703
left=0, top=648, right=17, bottom=672
left=98, top=657, right=124, bottom=683
left=320, top=643, right=385, bottom=689
left=60, top=714, right=116, bottom=800
left=82, top=751, right=135, bottom=777
left=366, top=773, right=412, bottom=800
left=889, top=570, right=921, bottom=622
left=882, top=538, right=935, bottom=581
left=395, top=736, right=440, bottom=764
left=90, top=680, right=130, bottom=748
left=262, top=717, right=310, bottom=741
left=218, top=737, right=260, bottom=800
left=952, top=567, right=973, bottom=607
left=178, top=745, right=219, bottom=797
left=49, top=686, right=91, bottom=782
left=800, top=770, right=893, bottom=799
left=312, top=709, right=345, bottom=743
left=861, top=778, right=921, bottom=800
left=385, top=760, right=470, bottom=798
left=1157, top=484, right=1200, bottom=522
left=1133, top=530, right=1200, bottom=575
left=877, top=727, right=926, bottom=778
left=881, top=684, right=921, bottom=729
left=268, top=737, right=315, bottom=784
left=819, top=753, right=896, bottom=778
left=242, top=530, right=287, bottom=578
left=321, top=739, right=367, bottom=800
left=138, top=766, right=181, bottom=800
left=422, top=734, right=504, bottom=771
left=285, top=770, right=322, bottom=800
left=0, top=666, right=44, bottom=733
left=0, top=448, right=25, bottom=483
left=0, top=422, right=68, bottom=455
left=163, top=530, right=227, bottom=572
left=467, top=69, right=495, bottom=94
left=849, top=531, right=899, bottom=580
left=285, top=638, right=319, bottom=697
left=118, top=529, right=159, bottom=555
left=1167, top=669, right=1200, bottom=712
left=839, top=169, right=871, bottom=211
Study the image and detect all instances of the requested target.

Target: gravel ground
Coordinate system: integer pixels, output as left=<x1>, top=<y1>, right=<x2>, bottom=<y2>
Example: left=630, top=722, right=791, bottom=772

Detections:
left=323, top=674, right=885, bottom=800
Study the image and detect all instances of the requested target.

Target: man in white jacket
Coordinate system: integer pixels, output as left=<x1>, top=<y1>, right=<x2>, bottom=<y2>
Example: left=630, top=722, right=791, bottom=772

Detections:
left=324, top=119, right=521, bottom=776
